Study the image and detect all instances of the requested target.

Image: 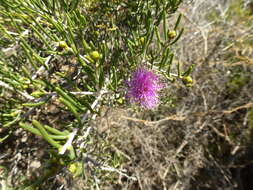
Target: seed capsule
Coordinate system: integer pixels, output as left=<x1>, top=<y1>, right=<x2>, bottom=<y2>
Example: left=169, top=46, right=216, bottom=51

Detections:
left=182, top=76, right=193, bottom=87
left=89, top=51, right=101, bottom=61
left=168, top=30, right=177, bottom=39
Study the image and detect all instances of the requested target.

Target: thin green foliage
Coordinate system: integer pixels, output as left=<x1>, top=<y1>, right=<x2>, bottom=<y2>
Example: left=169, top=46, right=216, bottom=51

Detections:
left=0, top=0, right=193, bottom=188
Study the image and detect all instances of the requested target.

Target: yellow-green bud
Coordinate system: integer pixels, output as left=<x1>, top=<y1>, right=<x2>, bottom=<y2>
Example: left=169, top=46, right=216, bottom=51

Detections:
left=182, top=76, right=193, bottom=87
left=95, top=31, right=99, bottom=36
left=116, top=98, right=124, bottom=104
left=31, top=90, right=45, bottom=98
left=89, top=51, right=101, bottom=61
left=10, top=111, right=19, bottom=117
left=68, top=162, right=82, bottom=177
left=58, top=41, right=68, bottom=49
left=23, top=84, right=29, bottom=89
left=168, top=30, right=177, bottom=39
left=68, top=163, right=77, bottom=174
left=139, top=37, right=145, bottom=45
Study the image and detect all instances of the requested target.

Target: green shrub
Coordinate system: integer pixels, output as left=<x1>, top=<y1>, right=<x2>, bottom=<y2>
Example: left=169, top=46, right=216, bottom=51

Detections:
left=0, top=0, right=193, bottom=188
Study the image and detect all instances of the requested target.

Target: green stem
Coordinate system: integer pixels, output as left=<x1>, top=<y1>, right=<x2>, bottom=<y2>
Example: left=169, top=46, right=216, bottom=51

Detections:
left=19, top=122, right=68, bottom=140
left=44, top=125, right=69, bottom=136
left=59, top=97, right=81, bottom=124
left=32, top=120, right=62, bottom=148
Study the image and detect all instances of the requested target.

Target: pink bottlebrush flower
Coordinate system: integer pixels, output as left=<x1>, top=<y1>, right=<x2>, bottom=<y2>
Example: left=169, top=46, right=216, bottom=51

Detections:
left=126, top=67, right=163, bottom=109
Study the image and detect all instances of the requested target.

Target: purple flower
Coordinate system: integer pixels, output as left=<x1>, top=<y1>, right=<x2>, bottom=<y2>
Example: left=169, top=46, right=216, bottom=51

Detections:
left=126, top=67, right=163, bottom=109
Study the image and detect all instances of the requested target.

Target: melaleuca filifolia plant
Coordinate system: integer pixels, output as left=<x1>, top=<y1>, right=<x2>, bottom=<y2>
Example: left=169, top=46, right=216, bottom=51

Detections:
left=83, top=0, right=193, bottom=108
left=0, top=0, right=193, bottom=185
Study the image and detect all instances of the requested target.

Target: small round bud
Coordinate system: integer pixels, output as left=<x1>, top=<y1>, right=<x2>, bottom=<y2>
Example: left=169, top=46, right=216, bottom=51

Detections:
left=168, top=30, right=177, bottom=39
left=23, top=84, right=29, bottom=89
left=68, top=163, right=77, bottom=174
left=31, top=90, right=45, bottom=98
left=68, top=162, right=82, bottom=177
left=10, top=111, right=19, bottom=117
left=139, top=37, right=145, bottom=45
left=89, top=51, right=101, bottom=61
left=58, top=41, right=68, bottom=49
left=95, top=31, right=99, bottom=36
left=186, top=83, right=193, bottom=87
left=182, top=76, right=193, bottom=87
